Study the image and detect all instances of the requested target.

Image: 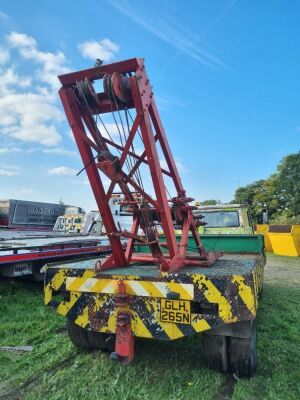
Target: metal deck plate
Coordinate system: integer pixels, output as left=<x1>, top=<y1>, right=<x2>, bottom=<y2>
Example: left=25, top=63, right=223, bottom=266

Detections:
left=48, top=253, right=259, bottom=277
left=0, top=235, right=109, bottom=250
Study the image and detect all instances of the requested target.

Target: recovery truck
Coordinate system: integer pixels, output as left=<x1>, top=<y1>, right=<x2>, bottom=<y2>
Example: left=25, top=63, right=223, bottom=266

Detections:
left=193, top=203, right=257, bottom=253
left=44, top=58, right=265, bottom=377
left=195, top=204, right=253, bottom=235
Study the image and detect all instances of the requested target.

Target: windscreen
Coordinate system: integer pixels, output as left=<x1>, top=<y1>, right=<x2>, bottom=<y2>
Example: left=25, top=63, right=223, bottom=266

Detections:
left=196, top=211, right=240, bottom=228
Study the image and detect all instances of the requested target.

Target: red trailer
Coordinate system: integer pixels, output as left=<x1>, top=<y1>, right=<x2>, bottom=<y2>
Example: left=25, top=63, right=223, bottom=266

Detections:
left=0, top=235, right=113, bottom=281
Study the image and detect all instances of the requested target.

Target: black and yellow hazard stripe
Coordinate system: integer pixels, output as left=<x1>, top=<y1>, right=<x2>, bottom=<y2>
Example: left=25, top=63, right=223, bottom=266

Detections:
left=45, top=260, right=263, bottom=341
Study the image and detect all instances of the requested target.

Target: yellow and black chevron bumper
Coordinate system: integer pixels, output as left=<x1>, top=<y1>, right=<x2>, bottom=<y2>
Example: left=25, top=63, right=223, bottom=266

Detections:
left=44, top=255, right=264, bottom=341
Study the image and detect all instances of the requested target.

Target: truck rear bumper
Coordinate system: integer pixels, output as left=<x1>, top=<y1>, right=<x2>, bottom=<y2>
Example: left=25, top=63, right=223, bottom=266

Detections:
left=44, top=254, right=264, bottom=341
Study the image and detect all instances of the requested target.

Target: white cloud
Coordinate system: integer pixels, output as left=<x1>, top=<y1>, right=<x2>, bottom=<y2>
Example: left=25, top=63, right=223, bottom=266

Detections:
left=20, top=188, right=35, bottom=194
left=160, top=157, right=188, bottom=174
left=0, top=31, right=68, bottom=148
left=0, top=66, right=31, bottom=95
left=43, top=147, right=78, bottom=157
left=109, top=0, right=227, bottom=69
left=71, top=178, right=90, bottom=185
left=6, top=31, right=70, bottom=90
left=0, top=146, right=21, bottom=154
left=0, top=166, right=20, bottom=176
left=7, top=32, right=36, bottom=48
left=174, top=158, right=189, bottom=173
left=78, top=38, right=119, bottom=62
left=48, top=166, right=77, bottom=176
left=0, top=47, right=9, bottom=65
left=0, top=92, right=63, bottom=146
left=99, top=122, right=124, bottom=140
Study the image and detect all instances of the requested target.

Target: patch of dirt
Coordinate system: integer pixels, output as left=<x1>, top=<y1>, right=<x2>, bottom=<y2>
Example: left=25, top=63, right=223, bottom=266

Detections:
left=264, top=254, right=300, bottom=287
left=213, top=375, right=237, bottom=400
left=0, top=352, right=77, bottom=400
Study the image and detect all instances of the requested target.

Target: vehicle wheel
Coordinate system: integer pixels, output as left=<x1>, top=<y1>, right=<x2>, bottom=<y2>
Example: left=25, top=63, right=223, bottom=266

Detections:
left=259, top=284, right=264, bottom=299
left=104, top=334, right=116, bottom=352
left=32, top=263, right=44, bottom=282
left=88, top=331, right=115, bottom=352
left=87, top=330, right=108, bottom=350
left=202, top=333, right=229, bottom=373
left=228, top=320, right=257, bottom=378
left=67, top=319, right=92, bottom=349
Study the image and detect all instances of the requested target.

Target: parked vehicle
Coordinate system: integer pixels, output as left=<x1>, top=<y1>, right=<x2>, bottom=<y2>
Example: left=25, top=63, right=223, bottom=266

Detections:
left=0, top=199, right=84, bottom=231
left=53, top=213, right=86, bottom=234
left=0, top=234, right=112, bottom=281
left=195, top=204, right=253, bottom=235
left=44, top=57, right=265, bottom=378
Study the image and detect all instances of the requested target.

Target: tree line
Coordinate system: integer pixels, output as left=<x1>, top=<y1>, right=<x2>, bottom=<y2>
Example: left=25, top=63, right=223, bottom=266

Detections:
left=201, top=151, right=300, bottom=224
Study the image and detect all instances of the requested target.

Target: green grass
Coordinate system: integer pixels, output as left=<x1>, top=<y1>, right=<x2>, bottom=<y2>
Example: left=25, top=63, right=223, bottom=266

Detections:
left=0, top=255, right=299, bottom=400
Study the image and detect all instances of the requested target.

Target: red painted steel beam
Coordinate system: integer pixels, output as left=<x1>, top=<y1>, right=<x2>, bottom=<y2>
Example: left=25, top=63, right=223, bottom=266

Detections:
left=81, top=94, right=134, bottom=115
left=102, top=138, right=172, bottom=177
left=59, top=87, right=127, bottom=267
left=130, top=255, right=211, bottom=267
left=121, top=172, right=158, bottom=209
left=0, top=245, right=109, bottom=265
left=105, top=114, right=142, bottom=199
left=130, top=75, right=177, bottom=258
left=57, top=57, right=217, bottom=272
left=149, top=101, right=185, bottom=195
left=58, top=58, right=141, bottom=86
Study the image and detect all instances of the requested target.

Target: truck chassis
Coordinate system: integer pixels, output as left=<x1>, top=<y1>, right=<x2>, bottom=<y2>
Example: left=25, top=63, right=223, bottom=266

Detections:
left=45, top=252, right=264, bottom=377
left=44, top=57, right=266, bottom=378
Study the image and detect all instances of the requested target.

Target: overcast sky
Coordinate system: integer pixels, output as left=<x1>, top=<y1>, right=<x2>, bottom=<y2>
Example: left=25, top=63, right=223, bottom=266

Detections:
left=0, top=1, right=299, bottom=211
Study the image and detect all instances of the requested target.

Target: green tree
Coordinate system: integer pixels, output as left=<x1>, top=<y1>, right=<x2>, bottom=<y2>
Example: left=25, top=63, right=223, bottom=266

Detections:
left=232, top=151, right=300, bottom=223
left=234, top=179, right=274, bottom=223
left=201, top=199, right=218, bottom=206
left=276, top=152, right=300, bottom=216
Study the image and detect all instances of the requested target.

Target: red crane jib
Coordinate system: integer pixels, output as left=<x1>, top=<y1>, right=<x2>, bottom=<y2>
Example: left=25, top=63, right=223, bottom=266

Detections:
left=58, top=58, right=221, bottom=272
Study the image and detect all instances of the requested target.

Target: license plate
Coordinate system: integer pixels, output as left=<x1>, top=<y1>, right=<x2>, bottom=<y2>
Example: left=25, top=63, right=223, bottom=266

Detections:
left=160, top=299, right=191, bottom=324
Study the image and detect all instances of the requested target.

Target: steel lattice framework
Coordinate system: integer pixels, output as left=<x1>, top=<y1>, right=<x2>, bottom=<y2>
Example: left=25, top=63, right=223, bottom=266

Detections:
left=58, top=58, right=220, bottom=272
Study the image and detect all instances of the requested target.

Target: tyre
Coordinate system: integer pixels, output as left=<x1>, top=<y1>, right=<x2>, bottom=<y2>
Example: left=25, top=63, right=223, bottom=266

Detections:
left=32, top=263, right=44, bottom=282
left=259, top=284, right=264, bottom=300
left=67, top=319, right=115, bottom=352
left=87, top=330, right=108, bottom=350
left=67, top=319, right=92, bottom=349
left=202, top=333, right=229, bottom=373
left=88, top=331, right=115, bottom=352
left=228, top=320, right=257, bottom=378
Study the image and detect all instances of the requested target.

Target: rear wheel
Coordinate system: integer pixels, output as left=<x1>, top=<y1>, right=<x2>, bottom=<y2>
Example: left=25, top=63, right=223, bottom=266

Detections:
left=67, top=319, right=115, bottom=351
left=67, top=319, right=91, bottom=349
left=32, top=263, right=44, bottom=282
left=202, top=320, right=258, bottom=378
left=202, top=333, right=229, bottom=373
left=228, top=320, right=257, bottom=378
left=87, top=330, right=115, bottom=351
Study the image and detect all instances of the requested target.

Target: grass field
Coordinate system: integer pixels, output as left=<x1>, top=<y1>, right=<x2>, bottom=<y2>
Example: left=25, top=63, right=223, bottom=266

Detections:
left=0, top=254, right=299, bottom=400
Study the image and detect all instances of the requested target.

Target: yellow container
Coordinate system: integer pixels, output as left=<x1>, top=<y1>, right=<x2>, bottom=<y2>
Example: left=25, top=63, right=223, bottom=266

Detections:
left=255, top=224, right=273, bottom=252
left=268, top=225, right=300, bottom=257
